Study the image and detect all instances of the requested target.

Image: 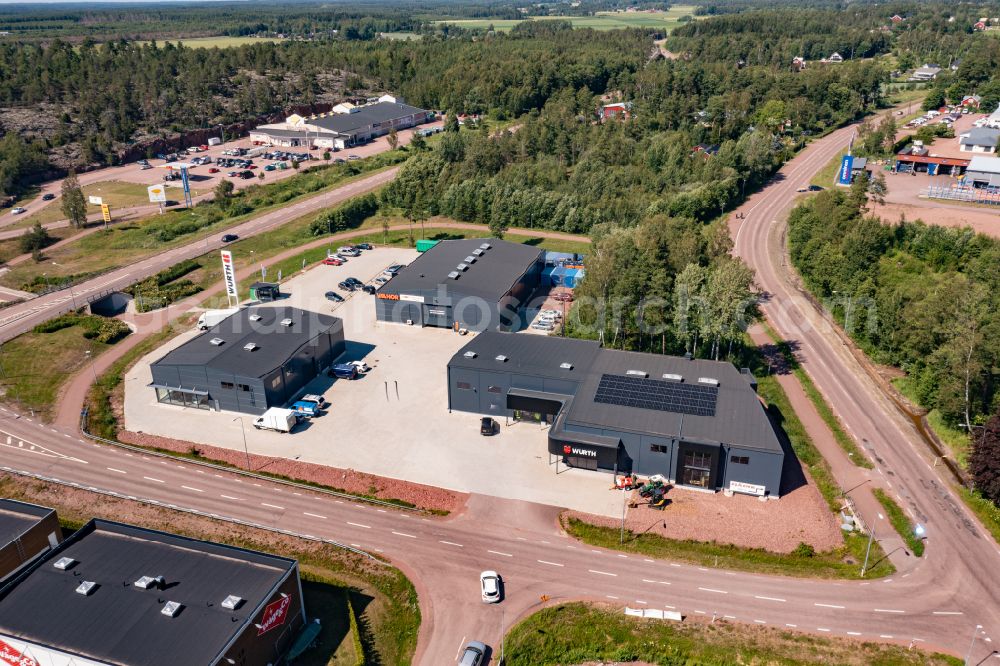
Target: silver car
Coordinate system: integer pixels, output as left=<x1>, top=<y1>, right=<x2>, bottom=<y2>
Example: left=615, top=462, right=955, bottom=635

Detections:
left=458, top=641, right=487, bottom=666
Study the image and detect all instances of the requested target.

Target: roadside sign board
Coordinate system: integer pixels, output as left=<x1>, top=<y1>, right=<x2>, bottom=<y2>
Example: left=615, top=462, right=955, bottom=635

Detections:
left=837, top=154, right=854, bottom=185
left=100, top=203, right=111, bottom=223
left=88, top=195, right=103, bottom=205
left=729, top=480, right=766, bottom=497
left=147, top=184, right=167, bottom=203
left=221, top=250, right=238, bottom=302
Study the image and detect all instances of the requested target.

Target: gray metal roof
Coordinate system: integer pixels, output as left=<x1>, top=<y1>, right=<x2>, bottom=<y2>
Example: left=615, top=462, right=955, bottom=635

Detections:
left=0, top=500, right=52, bottom=550
left=310, top=102, right=426, bottom=136
left=450, top=332, right=781, bottom=452
left=0, top=520, right=295, bottom=666
left=449, top=330, right=601, bottom=382
left=961, top=127, right=1000, bottom=148
left=152, top=306, right=340, bottom=379
left=382, top=238, right=543, bottom=302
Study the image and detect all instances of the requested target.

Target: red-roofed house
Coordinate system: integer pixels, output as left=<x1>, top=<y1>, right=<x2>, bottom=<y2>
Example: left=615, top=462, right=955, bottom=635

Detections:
left=599, top=102, right=633, bottom=121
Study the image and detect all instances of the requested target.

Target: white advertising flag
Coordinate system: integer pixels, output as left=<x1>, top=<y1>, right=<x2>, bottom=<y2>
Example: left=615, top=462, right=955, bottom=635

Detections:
left=221, top=251, right=238, bottom=303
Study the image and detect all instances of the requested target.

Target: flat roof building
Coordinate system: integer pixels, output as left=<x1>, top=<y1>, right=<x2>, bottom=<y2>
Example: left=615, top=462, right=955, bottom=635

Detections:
left=150, top=306, right=345, bottom=414
left=448, top=332, right=785, bottom=497
left=966, top=155, right=1000, bottom=187
left=0, top=519, right=305, bottom=666
left=0, top=500, right=61, bottom=583
left=251, top=101, right=432, bottom=150
left=375, top=239, right=544, bottom=331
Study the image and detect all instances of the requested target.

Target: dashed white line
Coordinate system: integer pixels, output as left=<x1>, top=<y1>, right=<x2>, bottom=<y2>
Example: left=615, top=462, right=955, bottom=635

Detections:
left=220, top=495, right=241, bottom=500
left=932, top=611, right=963, bottom=616
left=698, top=587, right=728, bottom=594
left=817, top=628, right=831, bottom=632
left=755, top=596, right=786, bottom=602
left=488, top=550, right=513, bottom=557
left=439, top=541, right=464, bottom=547
left=588, top=569, right=617, bottom=577
left=880, top=634, right=894, bottom=639
left=847, top=632, right=861, bottom=636
left=347, top=522, right=371, bottom=529
left=537, top=560, right=564, bottom=567
left=786, top=624, right=798, bottom=628
left=873, top=609, right=905, bottom=614
left=303, top=512, right=327, bottom=519
left=181, top=485, right=204, bottom=493
left=142, top=476, right=164, bottom=483
left=261, top=503, right=284, bottom=510
left=106, top=467, right=127, bottom=474
left=606, top=595, right=619, bottom=600
left=754, top=620, right=766, bottom=624
left=814, top=603, right=845, bottom=609
left=391, top=531, right=417, bottom=539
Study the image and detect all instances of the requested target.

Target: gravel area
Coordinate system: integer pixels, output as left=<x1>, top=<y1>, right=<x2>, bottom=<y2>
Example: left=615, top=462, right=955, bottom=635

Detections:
left=565, top=479, right=843, bottom=554
left=118, top=429, right=467, bottom=514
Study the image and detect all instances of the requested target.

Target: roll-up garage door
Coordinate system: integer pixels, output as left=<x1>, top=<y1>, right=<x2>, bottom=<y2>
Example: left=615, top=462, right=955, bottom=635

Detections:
left=423, top=304, right=452, bottom=328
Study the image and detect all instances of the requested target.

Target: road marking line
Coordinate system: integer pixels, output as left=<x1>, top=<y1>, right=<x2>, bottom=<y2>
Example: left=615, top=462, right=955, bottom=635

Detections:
left=439, top=541, right=463, bottom=547
left=456, top=636, right=466, bottom=662
left=347, top=522, right=371, bottom=529
left=932, top=611, right=963, bottom=615
left=817, top=628, right=831, bottom=632
left=754, top=620, right=766, bottom=624
left=644, top=559, right=654, bottom=563
left=261, top=503, right=284, bottom=510
left=391, top=531, right=417, bottom=539
left=755, top=596, right=786, bottom=602
left=786, top=624, right=798, bottom=628
left=694, top=610, right=706, bottom=615
left=814, top=603, right=845, bottom=609
left=488, top=550, right=513, bottom=557
left=617, top=554, right=628, bottom=558
left=303, top=512, right=327, bottom=519
left=873, top=609, right=905, bottom=614
left=847, top=632, right=861, bottom=636
left=181, top=485, right=204, bottom=493
left=669, top=563, right=681, bottom=567
left=724, top=615, right=735, bottom=620
left=106, top=467, right=127, bottom=474
left=664, top=605, right=676, bottom=609
left=142, top=476, right=164, bottom=483
left=635, top=600, right=647, bottom=605
left=220, top=495, right=241, bottom=500
left=537, top=560, right=563, bottom=567
left=588, top=569, right=617, bottom=577
left=880, top=635, right=893, bottom=639
left=606, top=595, right=618, bottom=600
left=698, top=587, right=728, bottom=594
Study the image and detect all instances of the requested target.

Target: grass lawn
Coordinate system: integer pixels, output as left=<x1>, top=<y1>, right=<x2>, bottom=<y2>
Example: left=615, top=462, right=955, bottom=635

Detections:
left=133, top=36, right=283, bottom=48
left=434, top=6, right=697, bottom=31
left=504, top=602, right=960, bottom=666
left=872, top=488, right=925, bottom=557
left=0, top=473, right=420, bottom=665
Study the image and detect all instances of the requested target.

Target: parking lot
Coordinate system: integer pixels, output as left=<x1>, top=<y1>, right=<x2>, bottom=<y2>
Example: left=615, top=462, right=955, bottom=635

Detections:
left=124, top=248, right=621, bottom=517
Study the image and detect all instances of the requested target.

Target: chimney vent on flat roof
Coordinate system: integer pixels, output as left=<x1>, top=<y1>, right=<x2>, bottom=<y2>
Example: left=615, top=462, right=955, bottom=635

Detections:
left=479, top=242, right=491, bottom=250
left=464, top=256, right=476, bottom=263
left=243, top=342, right=259, bottom=351
left=698, top=377, right=719, bottom=386
left=76, top=581, right=98, bottom=596
left=280, top=318, right=293, bottom=327
left=472, top=248, right=484, bottom=256
left=249, top=314, right=263, bottom=322
left=463, top=351, right=477, bottom=358
left=457, top=263, right=468, bottom=271
left=210, top=337, right=225, bottom=346
left=495, top=355, right=508, bottom=362
left=447, top=271, right=460, bottom=279
left=221, top=595, right=244, bottom=610
left=161, top=601, right=183, bottom=617
left=135, top=576, right=157, bottom=589
left=560, top=362, right=573, bottom=370
left=626, top=370, right=648, bottom=378
left=662, top=373, right=683, bottom=382
left=53, top=557, right=76, bottom=571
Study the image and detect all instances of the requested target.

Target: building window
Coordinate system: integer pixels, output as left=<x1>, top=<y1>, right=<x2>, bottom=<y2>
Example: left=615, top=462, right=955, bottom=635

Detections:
left=487, top=386, right=502, bottom=394
left=456, top=382, right=473, bottom=390
left=684, top=451, right=712, bottom=469
left=239, top=384, right=251, bottom=392
left=220, top=381, right=234, bottom=390
left=650, top=444, right=669, bottom=454
left=730, top=455, right=749, bottom=465
left=271, top=376, right=281, bottom=389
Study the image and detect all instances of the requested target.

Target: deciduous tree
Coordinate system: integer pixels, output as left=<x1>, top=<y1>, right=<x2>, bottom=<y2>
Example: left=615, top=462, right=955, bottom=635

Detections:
left=60, top=170, right=87, bottom=229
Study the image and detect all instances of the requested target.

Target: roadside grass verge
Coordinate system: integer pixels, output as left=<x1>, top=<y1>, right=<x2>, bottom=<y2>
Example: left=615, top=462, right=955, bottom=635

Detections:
left=872, top=488, right=925, bottom=557
left=0, top=473, right=419, bottom=666
left=762, top=322, right=873, bottom=468
left=504, top=602, right=959, bottom=666
left=892, top=376, right=971, bottom=468
left=810, top=151, right=846, bottom=189
left=959, top=488, right=1000, bottom=545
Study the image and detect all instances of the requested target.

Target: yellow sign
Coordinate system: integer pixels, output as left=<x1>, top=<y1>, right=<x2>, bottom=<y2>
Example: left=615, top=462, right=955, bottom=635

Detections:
left=100, top=203, right=111, bottom=223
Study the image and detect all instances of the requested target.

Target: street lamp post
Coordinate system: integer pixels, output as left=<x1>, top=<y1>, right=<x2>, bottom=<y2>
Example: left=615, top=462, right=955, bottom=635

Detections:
left=232, top=417, right=251, bottom=469
left=52, top=262, right=76, bottom=309
left=965, top=624, right=984, bottom=666
left=500, top=607, right=505, bottom=665
left=83, top=350, right=98, bottom=383
left=620, top=486, right=627, bottom=545
left=861, top=524, right=876, bottom=577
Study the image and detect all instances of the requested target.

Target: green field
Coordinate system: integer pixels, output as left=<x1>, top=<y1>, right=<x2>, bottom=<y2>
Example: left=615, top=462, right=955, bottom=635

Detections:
left=133, top=36, right=283, bottom=49
left=435, top=6, right=697, bottom=32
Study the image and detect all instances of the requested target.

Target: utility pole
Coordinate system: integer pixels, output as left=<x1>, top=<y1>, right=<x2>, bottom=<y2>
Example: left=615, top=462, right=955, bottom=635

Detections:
left=232, top=417, right=251, bottom=469
left=620, top=487, right=627, bottom=544
left=861, top=523, right=875, bottom=577
left=964, top=624, right=983, bottom=666
left=500, top=607, right=505, bottom=665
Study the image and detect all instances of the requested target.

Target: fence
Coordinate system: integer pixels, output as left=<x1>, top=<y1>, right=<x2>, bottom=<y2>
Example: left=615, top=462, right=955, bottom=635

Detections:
left=923, top=185, right=1000, bottom=206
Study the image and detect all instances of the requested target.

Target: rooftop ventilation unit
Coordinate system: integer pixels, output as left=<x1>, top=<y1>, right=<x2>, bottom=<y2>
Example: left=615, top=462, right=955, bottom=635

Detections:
left=560, top=362, right=574, bottom=370
left=75, top=581, right=98, bottom=596
left=249, top=314, right=263, bottom=322
left=464, top=256, right=477, bottom=264
left=495, top=355, right=508, bottom=362
left=698, top=377, right=719, bottom=386
left=210, top=338, right=225, bottom=346
left=626, top=370, right=648, bottom=378
left=472, top=249, right=484, bottom=257
left=479, top=243, right=491, bottom=250
left=134, top=575, right=164, bottom=590
left=457, top=263, right=468, bottom=271
left=662, top=373, right=683, bottom=382
left=53, top=557, right=76, bottom=571
left=447, top=271, right=460, bottom=280
left=243, top=342, right=259, bottom=352
left=463, top=351, right=477, bottom=359
left=280, top=318, right=293, bottom=327
left=221, top=595, right=244, bottom=610
left=161, top=601, right=183, bottom=618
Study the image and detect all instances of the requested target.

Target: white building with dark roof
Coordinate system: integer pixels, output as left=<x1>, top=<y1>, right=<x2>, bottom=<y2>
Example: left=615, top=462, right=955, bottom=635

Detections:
left=250, top=101, right=431, bottom=149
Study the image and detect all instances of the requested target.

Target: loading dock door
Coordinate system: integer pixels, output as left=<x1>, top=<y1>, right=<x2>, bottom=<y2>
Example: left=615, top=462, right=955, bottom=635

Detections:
left=423, top=304, right=452, bottom=328
left=399, top=302, right=422, bottom=326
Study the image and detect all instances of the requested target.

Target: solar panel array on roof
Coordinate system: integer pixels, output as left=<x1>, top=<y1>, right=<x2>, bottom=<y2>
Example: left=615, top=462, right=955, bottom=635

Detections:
left=593, top=374, right=718, bottom=417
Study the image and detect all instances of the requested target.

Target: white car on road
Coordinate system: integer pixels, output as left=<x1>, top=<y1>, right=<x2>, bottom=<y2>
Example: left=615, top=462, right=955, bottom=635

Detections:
left=480, top=570, right=500, bottom=603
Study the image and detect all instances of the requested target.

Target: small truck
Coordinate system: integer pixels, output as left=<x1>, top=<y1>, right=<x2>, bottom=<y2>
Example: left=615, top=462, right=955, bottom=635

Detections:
left=253, top=407, right=299, bottom=433
left=290, top=395, right=324, bottom=418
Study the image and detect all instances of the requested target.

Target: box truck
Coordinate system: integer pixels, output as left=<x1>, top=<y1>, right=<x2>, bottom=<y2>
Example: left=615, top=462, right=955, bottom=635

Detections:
left=253, top=408, right=298, bottom=433
left=197, top=307, right=241, bottom=330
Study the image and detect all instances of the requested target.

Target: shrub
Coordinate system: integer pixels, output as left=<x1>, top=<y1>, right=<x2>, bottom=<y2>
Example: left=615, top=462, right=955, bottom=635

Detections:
left=792, top=542, right=816, bottom=558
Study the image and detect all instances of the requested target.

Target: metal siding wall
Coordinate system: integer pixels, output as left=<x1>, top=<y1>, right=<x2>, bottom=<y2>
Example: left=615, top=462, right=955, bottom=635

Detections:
left=635, top=435, right=675, bottom=479
left=510, top=372, right=544, bottom=392
left=150, top=365, right=180, bottom=388
left=204, top=367, right=243, bottom=413
left=449, top=367, right=484, bottom=414
left=263, top=369, right=285, bottom=410
left=723, top=447, right=784, bottom=496
left=477, top=371, right=511, bottom=415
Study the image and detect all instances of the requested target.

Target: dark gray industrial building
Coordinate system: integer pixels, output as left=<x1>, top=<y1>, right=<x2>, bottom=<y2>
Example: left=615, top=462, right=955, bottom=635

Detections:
left=0, top=519, right=305, bottom=666
left=150, top=306, right=344, bottom=415
left=447, top=332, right=785, bottom=497
left=0, top=500, right=61, bottom=583
left=375, top=238, right=544, bottom=331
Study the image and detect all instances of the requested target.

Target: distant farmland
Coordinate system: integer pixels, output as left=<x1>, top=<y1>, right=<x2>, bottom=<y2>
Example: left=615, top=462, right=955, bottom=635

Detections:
left=434, top=6, right=698, bottom=32
left=133, top=36, right=283, bottom=49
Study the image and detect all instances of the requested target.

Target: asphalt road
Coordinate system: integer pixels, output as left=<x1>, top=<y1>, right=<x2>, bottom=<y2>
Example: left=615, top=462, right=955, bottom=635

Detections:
left=0, top=167, right=399, bottom=343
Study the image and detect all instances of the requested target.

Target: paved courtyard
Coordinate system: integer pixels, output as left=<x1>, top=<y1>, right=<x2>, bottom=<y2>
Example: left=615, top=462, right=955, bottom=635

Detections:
left=124, top=248, right=622, bottom=516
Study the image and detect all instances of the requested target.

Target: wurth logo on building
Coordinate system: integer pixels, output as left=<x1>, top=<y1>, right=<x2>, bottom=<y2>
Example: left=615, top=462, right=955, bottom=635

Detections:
left=257, top=595, right=292, bottom=636
left=563, top=445, right=596, bottom=458
left=0, top=639, right=39, bottom=666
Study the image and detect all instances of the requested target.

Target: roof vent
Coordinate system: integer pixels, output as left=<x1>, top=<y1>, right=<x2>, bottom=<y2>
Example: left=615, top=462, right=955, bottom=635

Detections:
left=53, top=557, right=76, bottom=571
left=464, top=256, right=476, bottom=264
left=280, top=318, right=293, bottom=327
left=210, top=337, right=225, bottom=346
left=457, top=263, right=468, bottom=271
left=472, top=249, right=484, bottom=256
left=249, top=314, right=263, bottom=322
left=134, top=575, right=164, bottom=590
left=447, top=271, right=460, bottom=279
left=479, top=243, right=491, bottom=250
left=698, top=377, right=719, bottom=386
left=662, top=373, right=683, bottom=382
left=161, top=601, right=183, bottom=618
left=463, top=351, right=477, bottom=359
left=560, top=362, right=574, bottom=370
left=76, top=581, right=98, bottom=596
left=221, top=595, right=244, bottom=610
left=243, top=342, right=259, bottom=352
left=495, top=355, right=508, bottom=362
left=626, top=370, right=648, bottom=378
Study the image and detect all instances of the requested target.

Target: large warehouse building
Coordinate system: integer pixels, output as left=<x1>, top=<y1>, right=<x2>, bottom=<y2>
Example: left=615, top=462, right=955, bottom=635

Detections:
left=150, top=307, right=345, bottom=415
left=0, top=519, right=306, bottom=666
left=0, top=500, right=61, bottom=582
left=375, top=238, right=544, bottom=331
left=448, top=332, right=785, bottom=497
left=250, top=100, right=432, bottom=150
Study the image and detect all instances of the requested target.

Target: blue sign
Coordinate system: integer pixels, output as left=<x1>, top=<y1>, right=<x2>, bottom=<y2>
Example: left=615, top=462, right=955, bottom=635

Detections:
left=181, top=167, right=191, bottom=199
left=837, top=154, right=854, bottom=185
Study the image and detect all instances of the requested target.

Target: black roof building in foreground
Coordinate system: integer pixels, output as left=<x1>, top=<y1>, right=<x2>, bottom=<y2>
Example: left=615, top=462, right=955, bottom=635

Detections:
left=448, top=331, right=786, bottom=497
left=0, top=519, right=305, bottom=666
left=0, top=500, right=61, bottom=583
left=376, top=238, right=544, bottom=331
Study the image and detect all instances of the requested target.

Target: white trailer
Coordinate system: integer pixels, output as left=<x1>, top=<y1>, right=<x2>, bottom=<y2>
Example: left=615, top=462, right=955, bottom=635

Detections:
left=207, top=137, right=222, bottom=146
left=197, top=307, right=241, bottom=330
left=253, top=408, right=298, bottom=433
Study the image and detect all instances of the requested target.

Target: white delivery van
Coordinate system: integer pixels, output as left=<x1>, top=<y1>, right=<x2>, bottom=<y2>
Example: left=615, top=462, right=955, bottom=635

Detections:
left=253, top=408, right=298, bottom=433
left=197, top=307, right=241, bottom=330
left=207, top=137, right=222, bottom=146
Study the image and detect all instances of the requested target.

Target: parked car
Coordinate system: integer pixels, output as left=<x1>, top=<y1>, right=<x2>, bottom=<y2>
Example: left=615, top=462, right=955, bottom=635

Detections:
left=11, top=207, right=26, bottom=215
left=374, top=276, right=389, bottom=285
left=337, top=246, right=360, bottom=257
left=355, top=242, right=373, bottom=250
left=362, top=284, right=377, bottom=294
left=458, top=641, right=487, bottom=666
left=479, top=570, right=501, bottom=602
left=480, top=417, right=497, bottom=436
left=41, top=193, right=55, bottom=201
left=208, top=167, right=220, bottom=173
left=221, top=234, right=239, bottom=243
left=140, top=163, right=153, bottom=170
left=807, top=184, right=823, bottom=192
left=551, top=293, right=573, bottom=302
left=330, top=363, right=358, bottom=380
left=324, top=291, right=345, bottom=302
left=337, top=281, right=355, bottom=291
left=321, top=257, right=344, bottom=266
left=385, top=264, right=405, bottom=275
left=348, top=360, right=371, bottom=373
left=345, top=277, right=363, bottom=286
left=264, top=164, right=276, bottom=172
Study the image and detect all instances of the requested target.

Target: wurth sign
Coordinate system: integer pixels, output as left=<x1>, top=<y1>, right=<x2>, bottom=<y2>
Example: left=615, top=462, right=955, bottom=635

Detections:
left=257, top=595, right=292, bottom=636
left=0, top=639, right=39, bottom=666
